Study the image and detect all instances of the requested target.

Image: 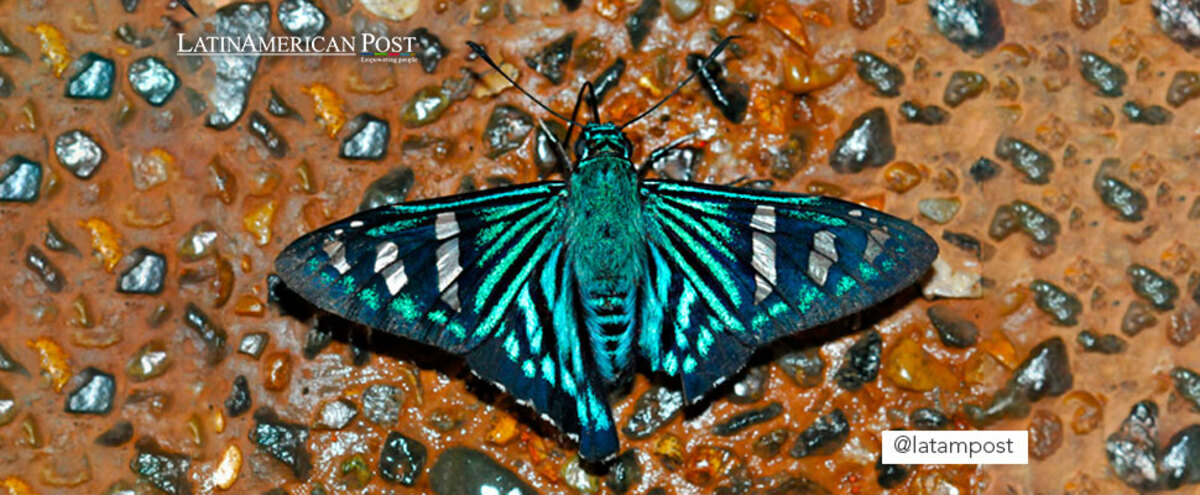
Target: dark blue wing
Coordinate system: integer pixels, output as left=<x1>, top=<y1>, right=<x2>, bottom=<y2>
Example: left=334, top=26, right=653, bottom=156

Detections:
left=275, top=181, right=617, bottom=461
left=638, top=180, right=938, bottom=403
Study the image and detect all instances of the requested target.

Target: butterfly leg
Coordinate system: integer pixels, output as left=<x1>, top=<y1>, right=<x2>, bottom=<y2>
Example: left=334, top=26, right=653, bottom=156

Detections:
left=638, top=132, right=699, bottom=177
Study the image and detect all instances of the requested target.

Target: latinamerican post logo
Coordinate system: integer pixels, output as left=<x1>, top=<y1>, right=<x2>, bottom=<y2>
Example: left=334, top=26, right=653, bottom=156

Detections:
left=176, top=33, right=420, bottom=64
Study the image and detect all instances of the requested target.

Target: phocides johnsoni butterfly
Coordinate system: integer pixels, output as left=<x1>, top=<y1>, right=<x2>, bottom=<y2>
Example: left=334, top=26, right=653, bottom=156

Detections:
left=275, top=38, right=938, bottom=463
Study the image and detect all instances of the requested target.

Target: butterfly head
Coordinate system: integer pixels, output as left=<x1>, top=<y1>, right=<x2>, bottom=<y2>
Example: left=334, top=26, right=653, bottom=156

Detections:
left=575, top=123, right=634, bottom=162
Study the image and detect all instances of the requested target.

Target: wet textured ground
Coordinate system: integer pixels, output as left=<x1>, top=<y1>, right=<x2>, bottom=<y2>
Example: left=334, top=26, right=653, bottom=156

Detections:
left=1, top=0, right=1199, bottom=493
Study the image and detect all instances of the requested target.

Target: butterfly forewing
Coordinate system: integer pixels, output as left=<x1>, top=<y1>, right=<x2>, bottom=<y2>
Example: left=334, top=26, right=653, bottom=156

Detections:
left=639, top=180, right=939, bottom=403
left=275, top=181, right=618, bottom=459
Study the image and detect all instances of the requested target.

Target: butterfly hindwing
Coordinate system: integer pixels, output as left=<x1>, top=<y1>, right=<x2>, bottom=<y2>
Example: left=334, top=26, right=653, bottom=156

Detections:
left=639, top=180, right=939, bottom=402
left=274, top=181, right=618, bottom=459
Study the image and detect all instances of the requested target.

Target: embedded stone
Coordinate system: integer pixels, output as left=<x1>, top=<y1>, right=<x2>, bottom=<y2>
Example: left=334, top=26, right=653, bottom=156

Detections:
left=54, top=130, right=106, bottom=179
left=65, top=52, right=115, bottom=100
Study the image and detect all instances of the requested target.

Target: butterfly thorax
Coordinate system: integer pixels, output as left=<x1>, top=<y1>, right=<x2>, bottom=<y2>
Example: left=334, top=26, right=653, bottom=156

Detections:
left=565, top=132, right=645, bottom=384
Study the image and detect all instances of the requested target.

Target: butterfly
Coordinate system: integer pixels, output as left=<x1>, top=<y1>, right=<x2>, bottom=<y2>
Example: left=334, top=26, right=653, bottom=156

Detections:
left=274, top=38, right=939, bottom=463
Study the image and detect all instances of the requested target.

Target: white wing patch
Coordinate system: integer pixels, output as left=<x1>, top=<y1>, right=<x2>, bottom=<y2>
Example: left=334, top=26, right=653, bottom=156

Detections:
left=807, top=230, right=838, bottom=286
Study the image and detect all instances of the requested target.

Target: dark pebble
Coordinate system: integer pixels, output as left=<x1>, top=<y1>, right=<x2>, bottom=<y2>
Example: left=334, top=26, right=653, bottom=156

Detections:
left=238, top=331, right=270, bottom=359
left=967, top=337, right=1073, bottom=425
left=850, top=0, right=886, bottom=28
left=943, top=70, right=989, bottom=107
left=65, top=367, right=116, bottom=414
left=314, top=398, right=357, bottom=429
left=267, top=87, right=299, bottom=119
left=876, top=459, right=907, bottom=488
left=128, top=56, right=179, bottom=106
left=0, top=155, right=43, bottom=203
left=483, top=104, right=534, bottom=158
left=1076, top=330, right=1127, bottom=354
left=225, top=375, right=252, bottom=417
left=1079, top=51, right=1127, bottom=97
left=65, top=52, right=116, bottom=100
left=1161, top=424, right=1200, bottom=489
left=359, top=167, right=415, bottom=211
left=130, top=438, right=192, bottom=495
left=45, top=221, right=79, bottom=254
left=853, top=51, right=904, bottom=97
left=184, top=303, right=228, bottom=364
left=767, top=133, right=808, bottom=180
left=206, top=3, right=270, bottom=129
left=835, top=330, right=881, bottom=391
left=0, top=383, right=16, bottom=426
left=1093, top=163, right=1147, bottom=222
left=96, top=420, right=134, bottom=446
left=117, top=247, right=167, bottom=295
left=1152, top=0, right=1200, bottom=49
left=753, top=428, right=790, bottom=458
left=534, top=120, right=567, bottom=178
left=378, top=431, right=427, bottom=485
left=0, top=343, right=26, bottom=374
left=651, top=146, right=704, bottom=181
left=248, top=111, right=289, bottom=158
left=687, top=53, right=748, bottom=123
left=1071, top=0, right=1108, bottom=29
left=927, top=304, right=979, bottom=347
left=1121, top=300, right=1158, bottom=336
left=0, top=67, right=13, bottom=98
left=362, top=384, right=404, bottom=426
left=941, top=231, right=989, bottom=260
left=1128, top=264, right=1179, bottom=310
left=995, top=136, right=1053, bottom=184
left=1031, top=281, right=1082, bottom=326
left=1105, top=400, right=1161, bottom=491
left=727, top=365, right=768, bottom=404
left=410, top=28, right=447, bottom=74
left=25, top=245, right=65, bottom=293
left=250, top=407, right=313, bottom=479
left=1166, top=71, right=1200, bottom=107
left=623, top=385, right=684, bottom=440
left=54, top=130, right=106, bottom=179
left=592, top=58, right=626, bottom=103
left=278, top=0, right=328, bottom=38
left=991, top=200, right=1060, bottom=246
left=626, top=0, right=660, bottom=49
left=0, top=29, right=26, bottom=60
left=1122, top=100, right=1173, bottom=125
left=910, top=407, right=950, bottom=429
left=969, top=156, right=1000, bottom=182
left=429, top=447, right=537, bottom=495
left=829, top=108, right=894, bottom=174
left=1012, top=337, right=1074, bottom=401
left=899, top=100, right=949, bottom=125
left=713, top=402, right=783, bottom=436
left=927, top=0, right=1005, bottom=55
left=606, top=449, right=642, bottom=494
left=302, top=319, right=336, bottom=358
left=561, top=0, right=581, bottom=10
left=340, top=113, right=389, bottom=161
left=1172, top=366, right=1200, bottom=412
left=776, top=348, right=824, bottom=389
left=790, top=409, right=849, bottom=458
left=525, top=32, right=575, bottom=85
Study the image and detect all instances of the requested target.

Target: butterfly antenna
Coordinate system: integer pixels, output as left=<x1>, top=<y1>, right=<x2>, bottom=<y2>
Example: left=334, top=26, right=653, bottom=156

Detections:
left=467, top=42, right=584, bottom=127
left=177, top=0, right=198, bottom=16
left=618, top=36, right=739, bottom=130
